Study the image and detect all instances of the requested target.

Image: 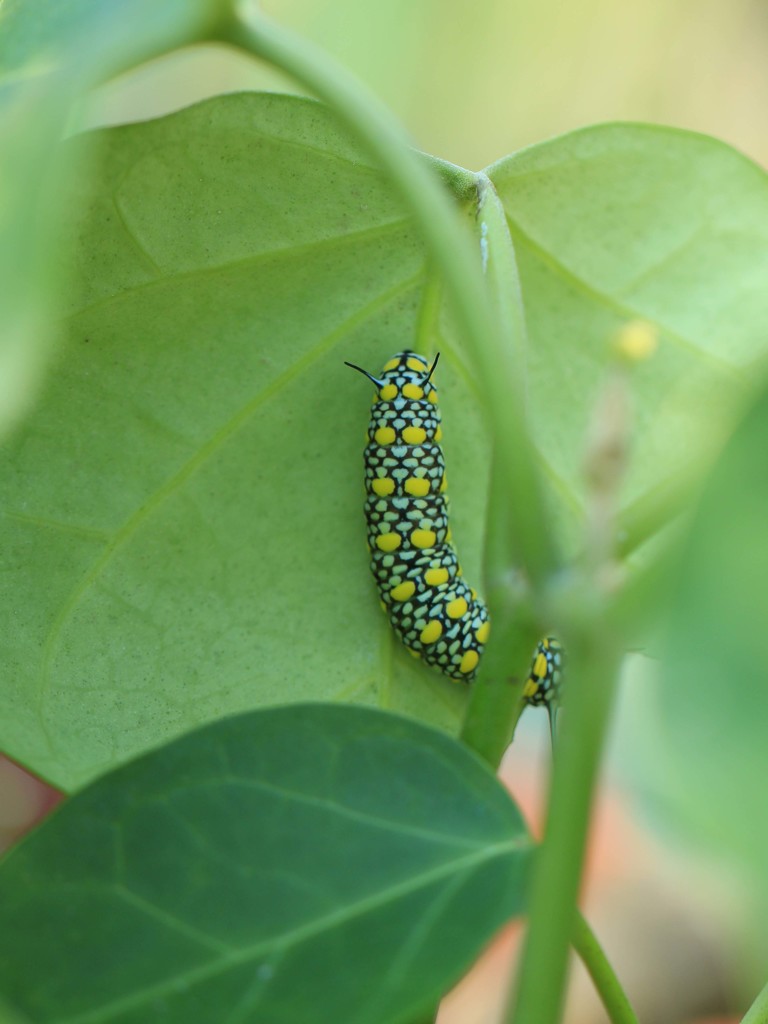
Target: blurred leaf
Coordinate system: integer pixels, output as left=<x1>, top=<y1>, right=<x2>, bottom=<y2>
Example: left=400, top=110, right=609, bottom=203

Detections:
left=0, top=996, right=30, bottom=1024
left=488, top=124, right=768, bottom=522
left=0, top=0, right=221, bottom=78
left=0, top=0, right=225, bottom=436
left=1, top=93, right=486, bottom=790
left=623, top=382, right=768, bottom=881
left=0, top=704, right=532, bottom=1024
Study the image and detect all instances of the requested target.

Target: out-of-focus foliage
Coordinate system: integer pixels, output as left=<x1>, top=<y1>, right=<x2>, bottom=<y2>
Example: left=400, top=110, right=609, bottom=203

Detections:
left=627, top=381, right=768, bottom=886
left=0, top=0, right=221, bottom=437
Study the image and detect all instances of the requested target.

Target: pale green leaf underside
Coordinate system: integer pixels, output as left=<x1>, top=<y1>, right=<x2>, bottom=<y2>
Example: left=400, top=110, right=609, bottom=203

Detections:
left=489, top=124, right=768, bottom=515
left=2, top=94, right=478, bottom=790
left=4, top=93, right=768, bottom=790
left=0, top=705, right=532, bottom=1024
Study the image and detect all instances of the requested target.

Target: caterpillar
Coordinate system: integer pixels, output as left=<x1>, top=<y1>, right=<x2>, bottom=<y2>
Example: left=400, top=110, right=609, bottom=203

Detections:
left=346, top=349, right=562, bottom=707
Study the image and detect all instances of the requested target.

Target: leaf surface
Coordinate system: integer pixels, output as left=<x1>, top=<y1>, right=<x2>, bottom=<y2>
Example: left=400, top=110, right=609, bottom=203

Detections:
left=0, top=704, right=532, bottom=1024
left=488, top=125, right=768, bottom=520
left=1, top=94, right=481, bottom=789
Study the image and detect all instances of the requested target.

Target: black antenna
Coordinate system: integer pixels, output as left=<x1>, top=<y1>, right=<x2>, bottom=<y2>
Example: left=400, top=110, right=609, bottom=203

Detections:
left=425, top=351, right=440, bottom=384
left=344, top=361, right=385, bottom=389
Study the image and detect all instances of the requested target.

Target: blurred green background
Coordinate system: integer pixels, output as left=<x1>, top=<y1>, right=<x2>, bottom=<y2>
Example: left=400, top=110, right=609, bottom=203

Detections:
left=79, top=0, right=768, bottom=171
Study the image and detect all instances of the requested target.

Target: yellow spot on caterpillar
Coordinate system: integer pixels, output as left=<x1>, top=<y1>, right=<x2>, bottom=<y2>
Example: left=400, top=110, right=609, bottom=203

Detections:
left=407, top=356, right=428, bottom=372
left=402, top=382, right=424, bottom=400
left=372, top=477, right=395, bottom=496
left=445, top=527, right=452, bottom=542
left=470, top=588, right=477, bottom=600
left=533, top=651, right=548, bottom=679
left=376, top=533, right=401, bottom=552
left=476, top=621, right=490, bottom=644
left=434, top=425, right=443, bottom=442
left=424, top=567, right=449, bottom=586
left=420, top=620, right=443, bottom=644
left=408, top=648, right=421, bottom=658
left=446, top=597, right=468, bottom=619
left=374, top=426, right=396, bottom=445
left=439, top=474, right=447, bottom=493
left=384, top=357, right=400, bottom=371
left=523, top=678, right=539, bottom=698
left=390, top=580, right=416, bottom=602
left=404, top=477, right=430, bottom=497
left=402, top=425, right=426, bottom=444
left=379, top=383, right=398, bottom=401
left=379, top=600, right=387, bottom=612
left=459, top=650, right=479, bottom=674
left=411, top=529, right=436, bottom=549
left=428, top=389, right=438, bottom=404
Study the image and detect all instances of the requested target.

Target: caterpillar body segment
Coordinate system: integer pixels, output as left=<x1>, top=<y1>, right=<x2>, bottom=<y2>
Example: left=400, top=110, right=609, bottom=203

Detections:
left=523, top=636, right=563, bottom=707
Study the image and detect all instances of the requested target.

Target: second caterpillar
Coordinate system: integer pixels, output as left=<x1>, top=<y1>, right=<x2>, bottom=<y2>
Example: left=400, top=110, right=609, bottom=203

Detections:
left=346, top=349, right=562, bottom=707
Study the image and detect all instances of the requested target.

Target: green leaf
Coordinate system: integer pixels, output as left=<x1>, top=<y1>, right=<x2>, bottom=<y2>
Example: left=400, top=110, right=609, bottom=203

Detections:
left=622, top=381, right=768, bottom=882
left=0, top=0, right=226, bottom=437
left=0, top=704, right=532, bottom=1024
left=1, top=93, right=487, bottom=790
left=488, top=124, right=768, bottom=525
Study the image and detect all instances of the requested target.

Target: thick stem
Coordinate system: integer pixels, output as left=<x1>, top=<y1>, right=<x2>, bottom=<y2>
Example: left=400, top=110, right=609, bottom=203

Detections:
left=506, top=629, right=623, bottom=1024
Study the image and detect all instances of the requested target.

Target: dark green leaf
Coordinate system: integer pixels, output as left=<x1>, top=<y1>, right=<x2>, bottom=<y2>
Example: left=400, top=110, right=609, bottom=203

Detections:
left=0, top=704, right=532, bottom=1024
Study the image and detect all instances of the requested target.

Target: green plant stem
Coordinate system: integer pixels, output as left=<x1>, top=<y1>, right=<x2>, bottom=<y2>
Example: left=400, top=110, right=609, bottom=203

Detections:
left=506, top=628, right=623, bottom=1024
left=457, top=176, right=554, bottom=766
left=741, top=979, right=768, bottom=1024
left=459, top=662, right=526, bottom=765
left=572, top=911, right=639, bottom=1024
left=459, top=616, right=538, bottom=765
left=615, top=469, right=695, bottom=558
